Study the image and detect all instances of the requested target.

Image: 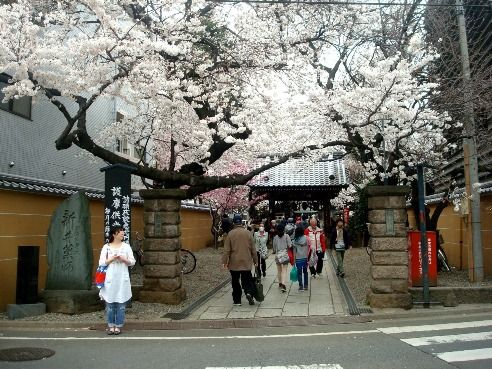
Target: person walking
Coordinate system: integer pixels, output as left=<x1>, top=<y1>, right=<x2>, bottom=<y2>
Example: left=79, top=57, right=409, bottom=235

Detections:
left=290, top=225, right=309, bottom=291
left=98, top=226, right=135, bottom=335
left=285, top=218, right=295, bottom=239
left=221, top=214, right=233, bottom=236
left=304, top=216, right=327, bottom=278
left=330, top=219, right=352, bottom=277
left=273, top=223, right=291, bottom=292
left=254, top=223, right=268, bottom=278
left=222, top=214, right=258, bottom=306
left=268, top=219, right=277, bottom=247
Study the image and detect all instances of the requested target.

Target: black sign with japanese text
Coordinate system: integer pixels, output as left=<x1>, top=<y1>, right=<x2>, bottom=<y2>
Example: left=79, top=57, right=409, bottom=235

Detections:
left=100, top=164, right=135, bottom=243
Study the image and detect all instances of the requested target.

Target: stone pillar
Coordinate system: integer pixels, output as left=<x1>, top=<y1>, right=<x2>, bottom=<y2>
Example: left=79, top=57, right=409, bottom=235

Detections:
left=367, top=186, right=412, bottom=309
left=138, top=189, right=186, bottom=304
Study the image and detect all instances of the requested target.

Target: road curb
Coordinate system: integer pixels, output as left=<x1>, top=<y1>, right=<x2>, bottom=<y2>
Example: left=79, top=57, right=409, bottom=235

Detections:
left=1, top=305, right=491, bottom=331
left=0, top=314, right=371, bottom=331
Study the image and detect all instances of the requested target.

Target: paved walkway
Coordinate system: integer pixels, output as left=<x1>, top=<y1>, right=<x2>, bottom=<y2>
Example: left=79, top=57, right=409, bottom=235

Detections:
left=188, top=255, right=346, bottom=320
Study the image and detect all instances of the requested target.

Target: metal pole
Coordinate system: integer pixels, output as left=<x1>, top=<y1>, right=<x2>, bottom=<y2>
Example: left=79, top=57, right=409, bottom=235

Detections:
left=455, top=0, right=483, bottom=281
left=382, top=120, right=388, bottom=185
left=417, top=164, right=430, bottom=308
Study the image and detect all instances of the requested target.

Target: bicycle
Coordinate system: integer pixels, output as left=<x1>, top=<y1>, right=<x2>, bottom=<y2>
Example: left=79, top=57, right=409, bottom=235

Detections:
left=130, top=232, right=197, bottom=274
left=437, top=247, right=451, bottom=272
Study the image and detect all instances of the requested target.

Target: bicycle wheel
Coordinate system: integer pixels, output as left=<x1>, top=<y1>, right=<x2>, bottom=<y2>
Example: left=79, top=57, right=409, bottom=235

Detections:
left=437, top=249, right=451, bottom=272
left=181, top=249, right=196, bottom=274
left=138, top=250, right=144, bottom=267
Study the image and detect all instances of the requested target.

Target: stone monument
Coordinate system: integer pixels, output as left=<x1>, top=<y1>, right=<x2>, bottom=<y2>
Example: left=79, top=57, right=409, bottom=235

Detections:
left=45, top=192, right=93, bottom=289
left=43, top=192, right=103, bottom=313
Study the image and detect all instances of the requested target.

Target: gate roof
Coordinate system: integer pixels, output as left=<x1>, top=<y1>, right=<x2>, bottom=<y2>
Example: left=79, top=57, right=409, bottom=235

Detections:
left=249, top=156, right=348, bottom=201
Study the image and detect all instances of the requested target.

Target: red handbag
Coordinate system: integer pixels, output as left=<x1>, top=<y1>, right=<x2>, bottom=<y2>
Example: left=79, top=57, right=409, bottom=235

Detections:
left=95, top=250, right=108, bottom=289
left=287, top=248, right=295, bottom=266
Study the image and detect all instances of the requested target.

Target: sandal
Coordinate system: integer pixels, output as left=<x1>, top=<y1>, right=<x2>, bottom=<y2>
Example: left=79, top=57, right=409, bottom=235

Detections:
left=113, top=328, right=121, bottom=335
left=106, top=327, right=114, bottom=335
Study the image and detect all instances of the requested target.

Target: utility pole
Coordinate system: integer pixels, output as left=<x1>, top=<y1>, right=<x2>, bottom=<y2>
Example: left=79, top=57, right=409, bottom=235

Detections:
left=455, top=0, right=483, bottom=281
left=417, top=164, right=430, bottom=307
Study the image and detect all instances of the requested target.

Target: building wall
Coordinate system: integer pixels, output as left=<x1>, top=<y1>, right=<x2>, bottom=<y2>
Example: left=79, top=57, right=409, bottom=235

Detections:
left=0, top=189, right=213, bottom=312
left=407, top=193, right=492, bottom=277
left=0, top=93, right=113, bottom=189
left=181, top=208, right=214, bottom=251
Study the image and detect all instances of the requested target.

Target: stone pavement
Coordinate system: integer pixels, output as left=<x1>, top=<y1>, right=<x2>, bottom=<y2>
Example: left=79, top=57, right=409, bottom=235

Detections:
left=187, top=256, right=346, bottom=320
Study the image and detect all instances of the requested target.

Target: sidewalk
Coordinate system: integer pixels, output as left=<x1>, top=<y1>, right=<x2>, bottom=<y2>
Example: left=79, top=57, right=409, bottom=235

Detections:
left=2, top=252, right=492, bottom=331
left=187, top=256, right=346, bottom=320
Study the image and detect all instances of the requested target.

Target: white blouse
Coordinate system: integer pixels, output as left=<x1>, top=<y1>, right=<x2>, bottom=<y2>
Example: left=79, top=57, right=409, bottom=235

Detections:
left=98, top=242, right=135, bottom=303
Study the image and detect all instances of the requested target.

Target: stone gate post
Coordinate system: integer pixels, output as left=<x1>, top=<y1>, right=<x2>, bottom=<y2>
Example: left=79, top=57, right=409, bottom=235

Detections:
left=367, top=186, right=411, bottom=309
left=138, top=189, right=187, bottom=304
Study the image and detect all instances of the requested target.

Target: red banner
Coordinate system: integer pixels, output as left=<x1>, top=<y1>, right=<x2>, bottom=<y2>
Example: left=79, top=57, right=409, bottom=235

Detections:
left=408, top=231, right=437, bottom=287
left=343, top=207, right=350, bottom=225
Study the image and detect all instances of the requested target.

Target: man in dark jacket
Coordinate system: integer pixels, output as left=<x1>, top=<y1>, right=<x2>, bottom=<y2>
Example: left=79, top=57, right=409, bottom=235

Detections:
left=221, top=214, right=233, bottom=236
left=330, top=218, right=351, bottom=278
left=222, top=214, right=258, bottom=306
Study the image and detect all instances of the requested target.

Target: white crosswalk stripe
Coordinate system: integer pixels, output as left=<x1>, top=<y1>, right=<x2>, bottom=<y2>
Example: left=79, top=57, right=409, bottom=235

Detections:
left=205, top=366, right=343, bottom=369
left=436, top=348, right=492, bottom=362
left=378, top=320, right=492, bottom=365
left=401, top=331, right=492, bottom=346
left=377, top=320, right=492, bottom=334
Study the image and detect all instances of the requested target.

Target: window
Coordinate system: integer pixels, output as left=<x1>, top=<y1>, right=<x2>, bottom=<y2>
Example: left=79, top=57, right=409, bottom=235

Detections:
left=114, top=111, right=147, bottom=162
left=115, top=112, right=129, bottom=154
left=116, top=138, right=146, bottom=160
left=0, top=76, right=32, bottom=119
left=115, top=137, right=131, bottom=155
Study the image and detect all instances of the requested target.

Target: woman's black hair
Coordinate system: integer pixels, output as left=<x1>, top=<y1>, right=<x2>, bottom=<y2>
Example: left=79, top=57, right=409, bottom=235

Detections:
left=276, top=224, right=285, bottom=235
left=294, top=225, right=305, bottom=241
left=109, top=226, right=124, bottom=243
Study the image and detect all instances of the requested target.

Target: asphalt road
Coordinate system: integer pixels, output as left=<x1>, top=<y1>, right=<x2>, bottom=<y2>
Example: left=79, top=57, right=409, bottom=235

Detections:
left=1, top=313, right=491, bottom=369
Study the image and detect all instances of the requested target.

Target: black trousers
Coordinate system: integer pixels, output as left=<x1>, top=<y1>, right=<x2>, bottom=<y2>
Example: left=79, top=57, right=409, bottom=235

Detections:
left=309, top=251, right=325, bottom=275
left=256, top=252, right=266, bottom=276
left=230, top=270, right=254, bottom=304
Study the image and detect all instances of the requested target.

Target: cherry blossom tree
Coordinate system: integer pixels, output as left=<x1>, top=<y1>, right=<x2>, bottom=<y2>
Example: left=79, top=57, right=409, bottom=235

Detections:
left=0, top=0, right=453, bottom=199
left=256, top=2, right=453, bottom=186
left=201, top=185, right=249, bottom=246
left=0, top=0, right=300, bottom=197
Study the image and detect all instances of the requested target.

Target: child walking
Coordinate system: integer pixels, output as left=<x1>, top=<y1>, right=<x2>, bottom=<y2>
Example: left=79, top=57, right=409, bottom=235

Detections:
left=291, top=225, right=309, bottom=291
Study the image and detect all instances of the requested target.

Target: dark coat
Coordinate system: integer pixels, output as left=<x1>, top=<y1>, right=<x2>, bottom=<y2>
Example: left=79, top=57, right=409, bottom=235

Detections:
left=221, top=217, right=233, bottom=234
left=330, top=228, right=351, bottom=250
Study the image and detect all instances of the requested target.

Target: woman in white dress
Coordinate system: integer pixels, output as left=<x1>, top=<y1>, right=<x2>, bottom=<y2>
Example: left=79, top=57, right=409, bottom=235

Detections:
left=98, top=226, right=135, bottom=335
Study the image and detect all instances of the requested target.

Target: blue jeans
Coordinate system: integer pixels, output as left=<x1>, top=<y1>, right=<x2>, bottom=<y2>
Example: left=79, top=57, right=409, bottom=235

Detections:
left=105, top=302, right=126, bottom=327
left=296, top=258, right=308, bottom=288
